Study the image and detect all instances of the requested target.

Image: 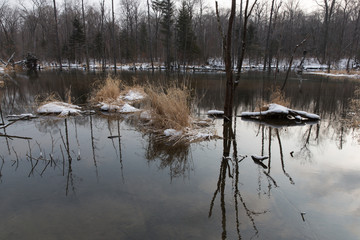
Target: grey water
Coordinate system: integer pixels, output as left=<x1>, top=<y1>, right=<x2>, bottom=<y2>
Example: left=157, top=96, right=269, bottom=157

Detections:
left=0, top=70, right=359, bottom=240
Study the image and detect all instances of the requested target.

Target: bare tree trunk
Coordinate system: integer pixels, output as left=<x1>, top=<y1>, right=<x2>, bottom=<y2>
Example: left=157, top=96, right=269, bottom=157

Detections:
left=147, top=0, right=154, bottom=71
left=216, top=0, right=236, bottom=120
left=236, top=0, right=258, bottom=82
left=263, top=0, right=275, bottom=72
left=53, top=0, right=62, bottom=71
left=82, top=0, right=89, bottom=71
left=346, top=9, right=360, bottom=72
left=100, top=0, right=106, bottom=71
left=236, top=0, right=243, bottom=76
left=112, top=0, right=117, bottom=74
left=321, top=0, right=336, bottom=63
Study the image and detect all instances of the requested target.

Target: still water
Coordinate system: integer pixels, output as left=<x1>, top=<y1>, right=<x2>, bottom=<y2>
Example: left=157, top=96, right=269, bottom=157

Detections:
left=0, top=70, right=359, bottom=240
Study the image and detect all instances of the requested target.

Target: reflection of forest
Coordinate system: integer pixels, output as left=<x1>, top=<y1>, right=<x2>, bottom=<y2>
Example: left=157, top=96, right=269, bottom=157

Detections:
left=1, top=71, right=360, bottom=185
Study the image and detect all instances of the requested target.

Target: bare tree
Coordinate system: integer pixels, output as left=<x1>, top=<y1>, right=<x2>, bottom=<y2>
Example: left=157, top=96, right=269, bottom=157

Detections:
left=263, top=0, right=276, bottom=72
left=236, top=0, right=258, bottom=81
left=81, top=0, right=90, bottom=71
left=53, top=0, right=62, bottom=70
left=112, top=0, right=116, bottom=73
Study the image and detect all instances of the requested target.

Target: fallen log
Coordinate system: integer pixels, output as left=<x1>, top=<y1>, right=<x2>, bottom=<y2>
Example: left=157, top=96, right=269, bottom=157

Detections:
left=239, top=104, right=320, bottom=122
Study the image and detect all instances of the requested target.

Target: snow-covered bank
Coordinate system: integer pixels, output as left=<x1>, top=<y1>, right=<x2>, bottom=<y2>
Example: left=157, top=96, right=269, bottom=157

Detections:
left=39, top=57, right=359, bottom=76
left=305, top=71, right=360, bottom=79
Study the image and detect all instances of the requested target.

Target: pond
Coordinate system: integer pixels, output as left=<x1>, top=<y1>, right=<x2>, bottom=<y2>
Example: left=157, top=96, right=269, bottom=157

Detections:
left=0, top=70, right=360, bottom=240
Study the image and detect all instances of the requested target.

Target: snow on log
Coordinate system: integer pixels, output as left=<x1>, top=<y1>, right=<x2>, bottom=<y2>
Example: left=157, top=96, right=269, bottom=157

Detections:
left=251, top=155, right=268, bottom=169
left=239, top=104, right=320, bottom=121
left=207, top=110, right=224, bottom=116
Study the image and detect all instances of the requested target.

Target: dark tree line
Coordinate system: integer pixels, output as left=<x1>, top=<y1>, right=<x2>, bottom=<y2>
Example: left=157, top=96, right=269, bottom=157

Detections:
left=0, top=0, right=360, bottom=70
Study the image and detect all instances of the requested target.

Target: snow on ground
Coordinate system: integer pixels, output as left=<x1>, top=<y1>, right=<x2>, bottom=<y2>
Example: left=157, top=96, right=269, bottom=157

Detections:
left=120, top=90, right=145, bottom=101
left=306, top=71, right=360, bottom=79
left=164, top=129, right=183, bottom=137
left=120, top=103, right=140, bottom=113
left=37, top=102, right=82, bottom=116
left=97, top=89, right=145, bottom=113
left=98, top=102, right=140, bottom=113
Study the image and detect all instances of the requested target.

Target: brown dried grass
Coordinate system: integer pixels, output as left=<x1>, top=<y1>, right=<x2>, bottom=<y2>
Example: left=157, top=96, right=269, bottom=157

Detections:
left=330, top=69, right=360, bottom=75
left=269, top=87, right=290, bottom=107
left=91, top=75, right=122, bottom=104
left=35, top=92, right=62, bottom=106
left=257, top=87, right=290, bottom=111
left=146, top=85, right=191, bottom=130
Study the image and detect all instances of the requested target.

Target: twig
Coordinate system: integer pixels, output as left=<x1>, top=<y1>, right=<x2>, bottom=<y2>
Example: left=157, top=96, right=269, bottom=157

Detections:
left=0, top=115, right=31, bottom=129
left=0, top=133, right=32, bottom=140
left=26, top=154, right=51, bottom=161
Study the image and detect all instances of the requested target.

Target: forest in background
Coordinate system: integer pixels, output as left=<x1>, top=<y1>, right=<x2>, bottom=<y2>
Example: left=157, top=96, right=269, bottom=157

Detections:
left=0, top=0, right=359, bottom=71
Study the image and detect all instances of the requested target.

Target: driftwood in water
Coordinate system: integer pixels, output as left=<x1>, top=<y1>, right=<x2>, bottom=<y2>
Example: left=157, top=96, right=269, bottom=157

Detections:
left=239, top=104, right=320, bottom=123
left=0, top=52, right=38, bottom=71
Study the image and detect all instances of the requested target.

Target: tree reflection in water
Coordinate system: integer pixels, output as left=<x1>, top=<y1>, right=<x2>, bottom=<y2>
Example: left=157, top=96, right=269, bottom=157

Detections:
left=209, top=119, right=268, bottom=240
left=145, top=133, right=193, bottom=180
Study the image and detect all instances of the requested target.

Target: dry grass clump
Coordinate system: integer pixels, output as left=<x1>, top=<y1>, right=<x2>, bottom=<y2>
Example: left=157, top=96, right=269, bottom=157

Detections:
left=91, top=75, right=122, bottom=104
left=35, top=92, right=63, bottom=105
left=256, top=87, right=290, bottom=111
left=330, top=69, right=360, bottom=75
left=269, top=87, right=290, bottom=107
left=146, top=86, right=191, bottom=130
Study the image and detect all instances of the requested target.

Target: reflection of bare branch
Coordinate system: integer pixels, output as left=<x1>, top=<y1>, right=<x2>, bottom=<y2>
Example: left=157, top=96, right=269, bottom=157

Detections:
left=294, top=125, right=314, bottom=163
left=0, top=155, right=4, bottom=183
left=145, top=133, right=192, bottom=179
left=117, top=119, right=124, bottom=183
left=90, top=115, right=99, bottom=181
left=276, top=129, right=294, bottom=185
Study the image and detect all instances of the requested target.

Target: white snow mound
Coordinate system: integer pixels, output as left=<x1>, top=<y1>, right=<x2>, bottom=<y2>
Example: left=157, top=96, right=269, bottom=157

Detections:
left=37, top=102, right=82, bottom=116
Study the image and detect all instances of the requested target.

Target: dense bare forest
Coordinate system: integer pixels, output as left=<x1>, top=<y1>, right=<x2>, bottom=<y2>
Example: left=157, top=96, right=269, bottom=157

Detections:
left=0, top=0, right=359, bottom=70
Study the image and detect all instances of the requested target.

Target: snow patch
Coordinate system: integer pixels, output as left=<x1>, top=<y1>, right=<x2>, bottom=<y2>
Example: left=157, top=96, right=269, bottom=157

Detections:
left=99, top=102, right=140, bottom=113
left=120, top=103, right=140, bottom=113
left=164, top=129, right=183, bottom=137
left=306, top=71, right=360, bottom=79
left=122, top=90, right=145, bottom=101
left=207, top=110, right=224, bottom=115
left=37, top=102, right=82, bottom=116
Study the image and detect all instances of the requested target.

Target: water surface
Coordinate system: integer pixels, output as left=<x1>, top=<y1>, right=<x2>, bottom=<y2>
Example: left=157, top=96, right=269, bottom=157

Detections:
left=0, top=70, right=359, bottom=239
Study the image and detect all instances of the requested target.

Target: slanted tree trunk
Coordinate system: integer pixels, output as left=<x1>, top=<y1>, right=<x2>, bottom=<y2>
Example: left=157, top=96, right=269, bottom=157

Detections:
left=281, top=36, right=309, bottom=91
